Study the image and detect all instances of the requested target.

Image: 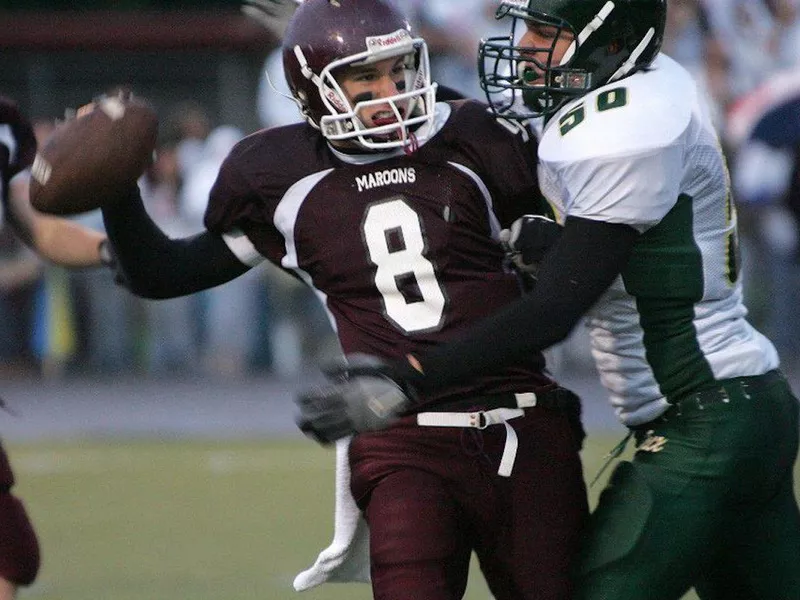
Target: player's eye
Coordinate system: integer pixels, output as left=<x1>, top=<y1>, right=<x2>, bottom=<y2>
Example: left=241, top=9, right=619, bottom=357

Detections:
left=527, top=22, right=560, bottom=40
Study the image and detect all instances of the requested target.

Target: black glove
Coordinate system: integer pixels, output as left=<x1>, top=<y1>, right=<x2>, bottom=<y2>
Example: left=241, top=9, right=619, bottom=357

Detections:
left=500, top=214, right=562, bottom=286
left=241, top=0, right=301, bottom=38
left=295, top=354, right=418, bottom=445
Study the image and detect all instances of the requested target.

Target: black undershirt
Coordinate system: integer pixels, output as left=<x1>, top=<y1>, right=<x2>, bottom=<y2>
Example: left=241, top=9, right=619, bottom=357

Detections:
left=101, top=186, right=249, bottom=299
left=404, top=216, right=640, bottom=395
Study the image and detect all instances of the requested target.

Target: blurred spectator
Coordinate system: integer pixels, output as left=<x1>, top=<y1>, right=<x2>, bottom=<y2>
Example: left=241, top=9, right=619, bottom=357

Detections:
left=137, top=112, right=207, bottom=377
left=663, top=0, right=727, bottom=128
left=180, top=124, right=264, bottom=377
left=769, top=0, right=800, bottom=63
left=1, top=122, right=52, bottom=376
left=181, top=126, right=245, bottom=225
left=701, top=0, right=800, bottom=112
left=661, top=0, right=800, bottom=367
left=257, top=46, right=303, bottom=129
left=256, top=47, right=339, bottom=376
left=67, top=206, right=141, bottom=375
left=727, top=70, right=800, bottom=366
left=703, top=0, right=780, bottom=99
left=416, top=0, right=502, bottom=100
left=32, top=263, right=79, bottom=379
left=664, top=0, right=708, bottom=67
left=1, top=116, right=114, bottom=378
left=0, top=221, right=41, bottom=375
left=165, top=100, right=212, bottom=177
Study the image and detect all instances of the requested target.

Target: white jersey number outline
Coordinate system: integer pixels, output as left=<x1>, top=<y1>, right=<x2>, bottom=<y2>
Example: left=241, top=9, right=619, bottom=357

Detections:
left=363, top=197, right=445, bottom=333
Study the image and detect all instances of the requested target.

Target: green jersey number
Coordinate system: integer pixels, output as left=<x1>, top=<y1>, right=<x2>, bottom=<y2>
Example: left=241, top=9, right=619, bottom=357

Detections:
left=559, top=87, right=629, bottom=136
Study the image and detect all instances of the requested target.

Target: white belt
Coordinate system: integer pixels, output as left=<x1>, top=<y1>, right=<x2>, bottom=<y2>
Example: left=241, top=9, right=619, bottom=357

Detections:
left=416, top=406, right=526, bottom=477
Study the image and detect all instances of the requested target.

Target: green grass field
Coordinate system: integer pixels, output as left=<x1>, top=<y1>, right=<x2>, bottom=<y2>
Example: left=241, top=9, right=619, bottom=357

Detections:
left=7, top=433, right=794, bottom=600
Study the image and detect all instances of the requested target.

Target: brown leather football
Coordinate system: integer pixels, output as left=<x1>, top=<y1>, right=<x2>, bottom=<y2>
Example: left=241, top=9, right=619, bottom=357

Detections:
left=29, top=94, right=158, bottom=215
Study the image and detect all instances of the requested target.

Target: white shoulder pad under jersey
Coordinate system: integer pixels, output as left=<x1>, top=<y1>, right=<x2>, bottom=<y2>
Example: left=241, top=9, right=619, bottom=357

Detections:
left=538, top=54, right=700, bottom=232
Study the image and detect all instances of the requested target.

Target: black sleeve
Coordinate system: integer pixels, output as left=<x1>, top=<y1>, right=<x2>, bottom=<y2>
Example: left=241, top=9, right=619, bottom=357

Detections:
left=407, top=216, right=640, bottom=394
left=101, top=186, right=251, bottom=299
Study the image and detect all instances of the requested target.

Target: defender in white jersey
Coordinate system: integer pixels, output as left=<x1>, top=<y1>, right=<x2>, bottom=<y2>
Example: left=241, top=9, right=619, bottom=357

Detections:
left=296, top=1, right=800, bottom=599
left=535, top=52, right=780, bottom=427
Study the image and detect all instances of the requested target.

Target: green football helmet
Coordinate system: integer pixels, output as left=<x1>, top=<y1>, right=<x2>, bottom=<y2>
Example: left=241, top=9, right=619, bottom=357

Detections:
left=479, top=0, right=667, bottom=119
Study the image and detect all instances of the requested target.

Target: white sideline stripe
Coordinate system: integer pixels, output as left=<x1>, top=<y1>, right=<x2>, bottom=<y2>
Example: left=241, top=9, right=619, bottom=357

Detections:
left=206, top=452, right=329, bottom=474
left=12, top=450, right=330, bottom=475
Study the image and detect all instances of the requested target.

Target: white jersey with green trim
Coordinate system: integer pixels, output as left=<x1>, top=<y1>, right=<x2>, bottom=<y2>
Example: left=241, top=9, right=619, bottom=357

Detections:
left=538, top=53, right=779, bottom=427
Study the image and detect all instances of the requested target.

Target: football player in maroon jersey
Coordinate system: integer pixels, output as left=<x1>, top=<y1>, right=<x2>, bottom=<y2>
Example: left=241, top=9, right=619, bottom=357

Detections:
left=0, top=95, right=114, bottom=600
left=100, top=1, right=587, bottom=597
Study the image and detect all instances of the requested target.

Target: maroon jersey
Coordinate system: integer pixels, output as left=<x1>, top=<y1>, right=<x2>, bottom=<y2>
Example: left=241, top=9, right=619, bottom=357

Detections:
left=206, top=100, right=552, bottom=403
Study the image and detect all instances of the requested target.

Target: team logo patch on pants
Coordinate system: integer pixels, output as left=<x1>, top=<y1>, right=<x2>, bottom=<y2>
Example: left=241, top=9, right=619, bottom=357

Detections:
left=637, top=430, right=667, bottom=453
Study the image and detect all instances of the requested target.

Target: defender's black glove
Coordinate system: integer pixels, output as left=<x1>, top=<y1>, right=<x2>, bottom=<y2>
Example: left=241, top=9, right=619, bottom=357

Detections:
left=295, top=354, right=418, bottom=445
left=500, top=215, right=562, bottom=290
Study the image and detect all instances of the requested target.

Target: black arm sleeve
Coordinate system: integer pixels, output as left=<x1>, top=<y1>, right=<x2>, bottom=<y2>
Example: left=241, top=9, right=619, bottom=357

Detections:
left=408, top=216, right=640, bottom=394
left=101, top=187, right=251, bottom=299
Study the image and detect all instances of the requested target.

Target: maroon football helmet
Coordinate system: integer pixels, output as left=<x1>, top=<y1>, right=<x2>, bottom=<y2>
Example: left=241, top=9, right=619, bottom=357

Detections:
left=282, top=0, right=437, bottom=150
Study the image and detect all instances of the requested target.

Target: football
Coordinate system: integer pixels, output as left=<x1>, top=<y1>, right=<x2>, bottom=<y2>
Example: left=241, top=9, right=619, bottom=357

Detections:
left=29, top=94, right=158, bottom=215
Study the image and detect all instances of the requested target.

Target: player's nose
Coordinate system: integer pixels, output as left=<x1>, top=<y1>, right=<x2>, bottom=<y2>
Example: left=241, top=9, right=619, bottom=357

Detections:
left=376, top=75, right=403, bottom=99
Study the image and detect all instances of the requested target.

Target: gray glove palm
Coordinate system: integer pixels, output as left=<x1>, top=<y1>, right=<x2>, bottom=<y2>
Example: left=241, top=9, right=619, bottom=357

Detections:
left=295, top=354, right=415, bottom=445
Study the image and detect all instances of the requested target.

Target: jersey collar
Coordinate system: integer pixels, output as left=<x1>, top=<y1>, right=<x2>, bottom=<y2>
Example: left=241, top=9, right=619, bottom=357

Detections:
left=327, top=102, right=452, bottom=166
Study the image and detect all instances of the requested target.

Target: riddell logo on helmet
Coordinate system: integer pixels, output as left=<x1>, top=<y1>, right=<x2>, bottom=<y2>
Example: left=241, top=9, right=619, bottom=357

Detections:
left=366, top=30, right=411, bottom=51
left=323, top=87, right=347, bottom=113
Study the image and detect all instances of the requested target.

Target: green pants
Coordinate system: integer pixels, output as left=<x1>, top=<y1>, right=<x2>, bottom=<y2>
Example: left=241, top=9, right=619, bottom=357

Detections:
left=576, top=370, right=800, bottom=600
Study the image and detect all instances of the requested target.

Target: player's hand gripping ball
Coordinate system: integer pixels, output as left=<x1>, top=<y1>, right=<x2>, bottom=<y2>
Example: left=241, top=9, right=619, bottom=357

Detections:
left=29, top=92, right=158, bottom=215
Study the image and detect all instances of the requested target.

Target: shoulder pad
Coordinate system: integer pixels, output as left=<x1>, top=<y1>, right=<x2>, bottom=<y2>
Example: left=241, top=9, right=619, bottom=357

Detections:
left=539, top=55, right=695, bottom=163
left=441, top=99, right=532, bottom=143
left=493, top=114, right=532, bottom=143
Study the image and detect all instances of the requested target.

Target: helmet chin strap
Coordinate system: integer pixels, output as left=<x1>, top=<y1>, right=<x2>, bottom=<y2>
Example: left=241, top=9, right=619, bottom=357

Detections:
left=560, top=1, right=615, bottom=66
left=608, top=27, right=656, bottom=82
left=403, top=132, right=419, bottom=155
left=294, top=45, right=321, bottom=87
left=293, top=45, right=325, bottom=129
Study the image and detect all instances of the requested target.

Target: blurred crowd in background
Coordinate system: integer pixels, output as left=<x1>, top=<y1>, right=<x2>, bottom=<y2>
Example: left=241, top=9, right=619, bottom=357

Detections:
left=1, top=0, right=799, bottom=380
